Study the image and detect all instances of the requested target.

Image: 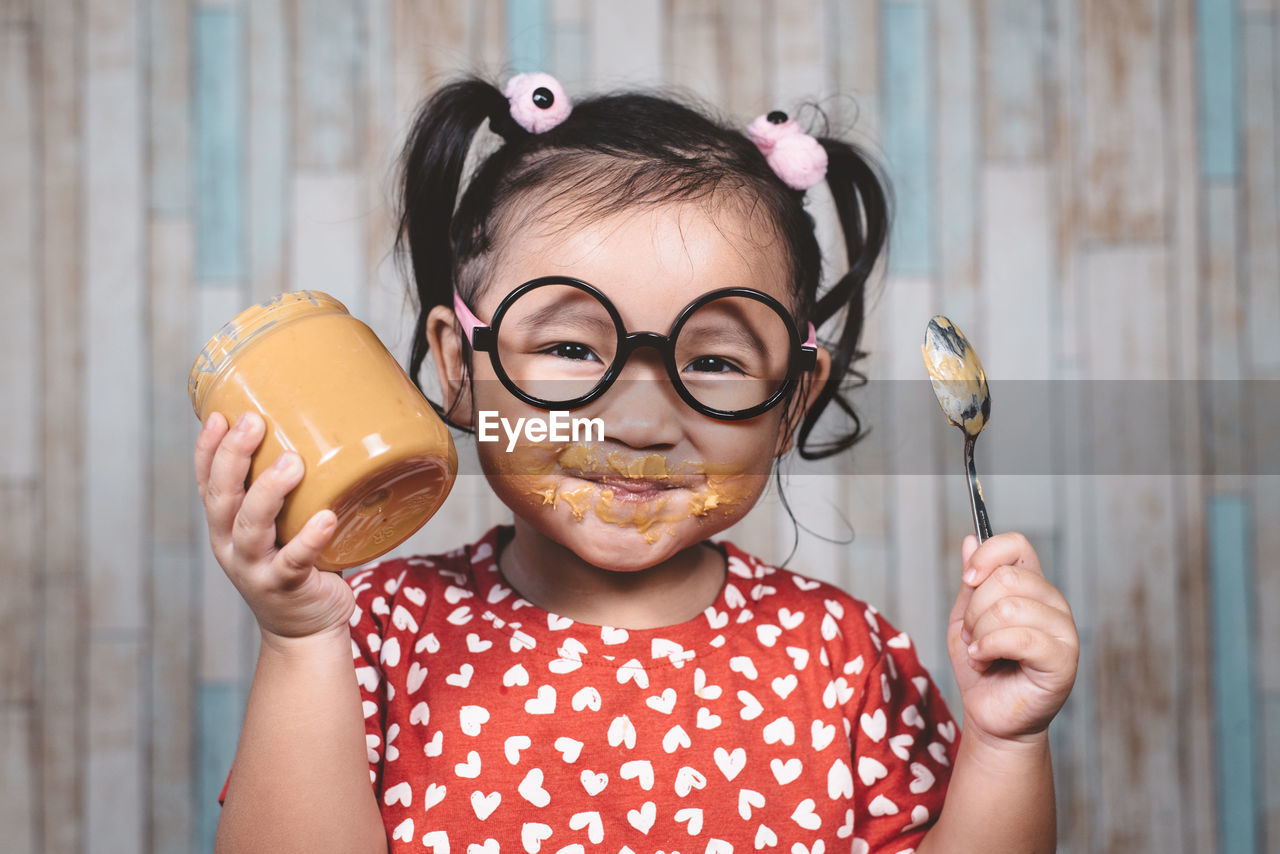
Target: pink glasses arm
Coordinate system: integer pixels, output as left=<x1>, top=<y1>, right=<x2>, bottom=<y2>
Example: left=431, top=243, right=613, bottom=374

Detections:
left=452, top=293, right=486, bottom=343
left=803, top=322, right=817, bottom=349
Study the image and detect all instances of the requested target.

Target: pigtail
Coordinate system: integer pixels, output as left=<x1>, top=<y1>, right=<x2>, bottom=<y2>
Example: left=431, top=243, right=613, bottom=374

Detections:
left=396, top=78, right=511, bottom=399
left=794, top=138, right=892, bottom=459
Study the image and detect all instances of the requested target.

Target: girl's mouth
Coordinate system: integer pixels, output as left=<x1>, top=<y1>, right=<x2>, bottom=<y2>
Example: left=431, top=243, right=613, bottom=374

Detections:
left=576, top=475, right=679, bottom=501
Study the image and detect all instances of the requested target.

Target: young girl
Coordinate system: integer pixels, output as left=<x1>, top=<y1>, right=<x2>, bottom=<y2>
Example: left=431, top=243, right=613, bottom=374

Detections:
left=196, top=73, right=1078, bottom=853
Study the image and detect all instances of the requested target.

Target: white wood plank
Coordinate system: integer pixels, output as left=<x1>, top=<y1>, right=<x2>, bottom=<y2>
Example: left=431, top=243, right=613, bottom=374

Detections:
left=0, top=484, right=36, bottom=705
left=39, top=579, right=85, bottom=854
left=589, top=0, right=662, bottom=88
left=1081, top=246, right=1182, bottom=852
left=86, top=637, right=143, bottom=854
left=826, top=0, right=881, bottom=142
left=149, top=547, right=197, bottom=854
left=0, top=0, right=29, bottom=25
left=769, top=0, right=827, bottom=106
left=1267, top=691, right=1280, bottom=854
left=1243, top=16, right=1280, bottom=374
left=85, top=0, right=145, bottom=633
left=148, top=219, right=197, bottom=852
left=34, top=2, right=86, bottom=847
left=1048, top=0, right=1085, bottom=380
left=247, top=0, right=290, bottom=306
left=146, top=0, right=190, bottom=214
left=934, top=0, right=978, bottom=309
left=0, top=706, right=36, bottom=854
left=667, top=0, right=723, bottom=104
left=361, top=0, right=401, bottom=353
left=468, top=0, right=505, bottom=77
left=934, top=0, right=983, bottom=724
left=549, top=0, right=590, bottom=91
left=882, top=275, right=946, bottom=674
left=980, top=165, right=1056, bottom=535
left=1164, top=0, right=1214, bottom=848
left=0, top=26, right=38, bottom=482
left=778, top=469, right=855, bottom=589
left=981, top=165, right=1053, bottom=381
left=1079, top=0, right=1166, bottom=240
left=719, top=0, right=769, bottom=119
left=391, top=0, right=467, bottom=136
left=290, top=172, right=366, bottom=315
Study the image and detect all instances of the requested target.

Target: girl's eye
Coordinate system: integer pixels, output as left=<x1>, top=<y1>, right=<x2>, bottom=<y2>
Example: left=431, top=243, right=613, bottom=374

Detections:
left=543, top=342, right=600, bottom=362
left=685, top=355, right=745, bottom=374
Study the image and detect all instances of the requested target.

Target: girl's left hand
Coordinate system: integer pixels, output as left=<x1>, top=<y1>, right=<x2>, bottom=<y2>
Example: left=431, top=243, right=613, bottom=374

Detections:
left=947, top=531, right=1079, bottom=745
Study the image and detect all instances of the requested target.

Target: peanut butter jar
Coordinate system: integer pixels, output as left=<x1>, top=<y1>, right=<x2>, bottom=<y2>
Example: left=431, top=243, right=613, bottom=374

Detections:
left=189, top=290, right=457, bottom=571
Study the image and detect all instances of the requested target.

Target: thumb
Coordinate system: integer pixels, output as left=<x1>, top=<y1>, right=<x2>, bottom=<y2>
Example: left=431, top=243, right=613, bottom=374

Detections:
left=960, top=533, right=979, bottom=567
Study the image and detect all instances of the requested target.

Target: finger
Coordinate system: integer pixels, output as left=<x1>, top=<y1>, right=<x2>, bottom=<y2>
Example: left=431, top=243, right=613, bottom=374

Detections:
left=963, top=566, right=1071, bottom=637
left=967, top=625, right=1075, bottom=682
left=230, top=451, right=306, bottom=563
left=274, top=510, right=338, bottom=580
left=194, top=412, right=229, bottom=500
left=963, top=531, right=1042, bottom=587
left=948, top=535, right=981, bottom=620
left=967, top=595, right=1076, bottom=650
left=204, top=412, right=265, bottom=543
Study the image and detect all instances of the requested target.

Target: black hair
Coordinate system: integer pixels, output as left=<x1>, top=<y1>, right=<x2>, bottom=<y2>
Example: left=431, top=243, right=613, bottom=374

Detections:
left=395, top=76, right=890, bottom=460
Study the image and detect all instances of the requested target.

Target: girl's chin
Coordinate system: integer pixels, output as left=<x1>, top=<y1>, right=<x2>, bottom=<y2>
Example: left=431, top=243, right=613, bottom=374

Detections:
left=545, top=514, right=702, bottom=571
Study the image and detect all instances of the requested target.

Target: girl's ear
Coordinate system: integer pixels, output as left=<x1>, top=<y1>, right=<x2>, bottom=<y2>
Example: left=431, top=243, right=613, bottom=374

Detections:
left=774, top=345, right=832, bottom=457
left=425, top=304, right=474, bottom=428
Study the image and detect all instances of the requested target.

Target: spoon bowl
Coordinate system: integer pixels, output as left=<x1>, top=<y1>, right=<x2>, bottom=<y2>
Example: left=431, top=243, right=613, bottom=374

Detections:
left=922, top=316, right=994, bottom=542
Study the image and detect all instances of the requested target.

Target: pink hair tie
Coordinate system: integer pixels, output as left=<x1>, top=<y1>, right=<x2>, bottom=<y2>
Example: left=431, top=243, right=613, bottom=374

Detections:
left=504, top=72, right=572, bottom=134
left=747, top=110, right=828, bottom=190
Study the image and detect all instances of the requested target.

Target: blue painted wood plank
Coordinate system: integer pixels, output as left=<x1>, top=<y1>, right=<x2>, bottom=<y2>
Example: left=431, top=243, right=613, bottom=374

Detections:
left=1196, top=0, right=1239, bottom=179
left=196, top=682, right=247, bottom=853
left=194, top=7, right=244, bottom=282
left=1209, top=494, right=1260, bottom=853
left=506, top=0, right=548, bottom=74
left=882, top=1, right=932, bottom=276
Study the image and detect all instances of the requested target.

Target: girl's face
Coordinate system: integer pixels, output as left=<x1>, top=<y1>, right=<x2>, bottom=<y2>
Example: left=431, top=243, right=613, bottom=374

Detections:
left=429, top=200, right=830, bottom=572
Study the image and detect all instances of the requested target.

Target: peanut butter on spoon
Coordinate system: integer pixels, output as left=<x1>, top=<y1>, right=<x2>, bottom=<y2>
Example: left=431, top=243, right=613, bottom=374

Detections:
left=922, top=316, right=993, bottom=542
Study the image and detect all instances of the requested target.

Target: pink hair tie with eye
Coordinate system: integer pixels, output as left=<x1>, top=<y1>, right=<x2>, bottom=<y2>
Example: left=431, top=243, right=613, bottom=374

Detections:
left=504, top=72, right=572, bottom=134
left=747, top=110, right=828, bottom=190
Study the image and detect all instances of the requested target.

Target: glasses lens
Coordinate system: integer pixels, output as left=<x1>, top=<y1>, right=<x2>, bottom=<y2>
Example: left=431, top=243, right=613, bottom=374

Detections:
left=674, top=294, right=795, bottom=413
left=495, top=283, right=619, bottom=404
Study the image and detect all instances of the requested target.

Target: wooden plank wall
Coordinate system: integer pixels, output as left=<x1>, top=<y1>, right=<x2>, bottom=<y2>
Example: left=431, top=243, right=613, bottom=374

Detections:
left=1, top=1, right=1275, bottom=851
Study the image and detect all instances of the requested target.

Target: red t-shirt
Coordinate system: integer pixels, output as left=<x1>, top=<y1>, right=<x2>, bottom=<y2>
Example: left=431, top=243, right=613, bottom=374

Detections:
left=339, top=525, right=959, bottom=852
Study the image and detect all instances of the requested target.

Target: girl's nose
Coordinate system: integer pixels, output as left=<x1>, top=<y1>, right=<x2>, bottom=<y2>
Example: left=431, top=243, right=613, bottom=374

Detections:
left=591, top=351, right=684, bottom=449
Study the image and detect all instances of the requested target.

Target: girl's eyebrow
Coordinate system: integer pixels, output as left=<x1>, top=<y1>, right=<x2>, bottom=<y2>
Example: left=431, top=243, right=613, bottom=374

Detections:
left=512, top=303, right=617, bottom=337
left=680, top=320, right=768, bottom=355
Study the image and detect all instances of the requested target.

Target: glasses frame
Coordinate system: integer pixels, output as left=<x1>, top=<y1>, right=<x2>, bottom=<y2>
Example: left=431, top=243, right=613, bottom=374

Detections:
left=453, top=276, right=818, bottom=421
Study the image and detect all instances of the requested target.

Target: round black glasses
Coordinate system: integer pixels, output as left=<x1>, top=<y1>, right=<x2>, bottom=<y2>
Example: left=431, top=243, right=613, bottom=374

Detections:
left=453, top=277, right=817, bottom=420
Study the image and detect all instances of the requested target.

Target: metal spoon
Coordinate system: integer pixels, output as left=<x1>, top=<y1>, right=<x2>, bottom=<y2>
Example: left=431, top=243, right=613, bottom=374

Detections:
left=921, top=316, right=993, bottom=542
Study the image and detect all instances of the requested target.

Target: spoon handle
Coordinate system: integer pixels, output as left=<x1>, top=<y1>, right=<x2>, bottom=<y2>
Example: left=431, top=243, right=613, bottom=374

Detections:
left=964, top=434, right=993, bottom=543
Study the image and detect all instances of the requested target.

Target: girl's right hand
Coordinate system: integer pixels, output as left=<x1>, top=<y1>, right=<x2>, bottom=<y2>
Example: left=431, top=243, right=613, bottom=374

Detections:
left=194, top=411, right=356, bottom=642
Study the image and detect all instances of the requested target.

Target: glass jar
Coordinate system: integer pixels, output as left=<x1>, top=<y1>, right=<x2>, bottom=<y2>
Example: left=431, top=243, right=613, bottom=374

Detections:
left=189, top=290, right=457, bottom=571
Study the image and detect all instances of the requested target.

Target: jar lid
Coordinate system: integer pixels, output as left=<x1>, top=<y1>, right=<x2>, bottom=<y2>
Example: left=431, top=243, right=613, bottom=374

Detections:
left=188, top=290, right=349, bottom=417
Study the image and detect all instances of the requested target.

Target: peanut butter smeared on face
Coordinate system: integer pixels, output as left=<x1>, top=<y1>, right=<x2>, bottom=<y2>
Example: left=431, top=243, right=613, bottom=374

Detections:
left=921, top=315, right=991, bottom=437
left=494, top=440, right=760, bottom=543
